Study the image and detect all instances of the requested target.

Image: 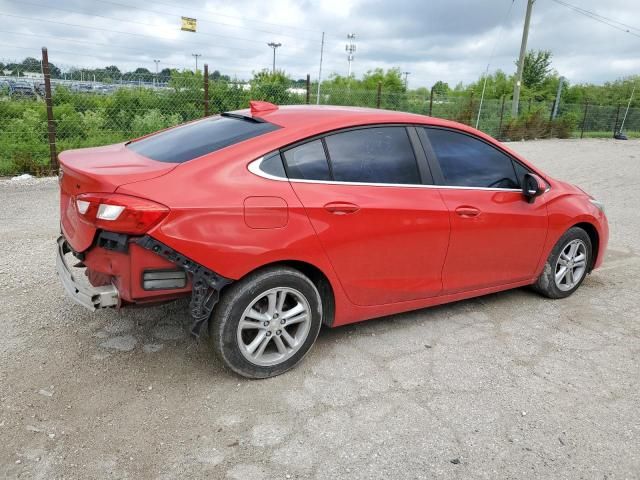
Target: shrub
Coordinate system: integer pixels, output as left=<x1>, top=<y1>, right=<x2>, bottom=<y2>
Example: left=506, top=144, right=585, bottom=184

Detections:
left=503, top=110, right=550, bottom=140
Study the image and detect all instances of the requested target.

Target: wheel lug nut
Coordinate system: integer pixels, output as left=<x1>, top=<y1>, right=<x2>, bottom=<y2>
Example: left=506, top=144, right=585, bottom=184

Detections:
left=273, top=313, right=279, bottom=319
left=276, top=330, right=282, bottom=335
left=263, top=321, right=270, bottom=327
left=266, top=331, right=271, bottom=337
left=280, top=318, right=286, bottom=324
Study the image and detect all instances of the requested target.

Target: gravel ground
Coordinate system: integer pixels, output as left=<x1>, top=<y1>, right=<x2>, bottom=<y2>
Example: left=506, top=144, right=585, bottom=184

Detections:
left=0, top=139, right=639, bottom=479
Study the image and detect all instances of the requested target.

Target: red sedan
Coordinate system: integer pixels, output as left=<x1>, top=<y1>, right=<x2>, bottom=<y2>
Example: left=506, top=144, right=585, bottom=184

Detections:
left=57, top=102, right=609, bottom=378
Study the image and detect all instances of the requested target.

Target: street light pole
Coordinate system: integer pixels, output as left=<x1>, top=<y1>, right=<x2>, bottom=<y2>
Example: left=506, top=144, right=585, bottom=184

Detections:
left=267, top=42, right=282, bottom=74
left=191, top=53, right=201, bottom=73
left=402, top=71, right=411, bottom=89
left=512, top=0, right=535, bottom=117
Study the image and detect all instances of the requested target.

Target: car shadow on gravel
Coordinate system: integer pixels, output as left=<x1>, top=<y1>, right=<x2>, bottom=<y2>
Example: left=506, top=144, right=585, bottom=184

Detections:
left=80, top=284, right=548, bottom=380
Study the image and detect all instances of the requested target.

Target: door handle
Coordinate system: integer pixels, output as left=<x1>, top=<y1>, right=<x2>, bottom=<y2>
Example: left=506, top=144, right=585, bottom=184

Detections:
left=324, top=202, right=360, bottom=215
left=455, top=206, right=480, bottom=217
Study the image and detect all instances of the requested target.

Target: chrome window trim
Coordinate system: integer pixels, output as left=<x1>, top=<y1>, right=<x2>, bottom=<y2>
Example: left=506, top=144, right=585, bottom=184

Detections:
left=248, top=157, right=522, bottom=192
left=248, top=156, right=289, bottom=182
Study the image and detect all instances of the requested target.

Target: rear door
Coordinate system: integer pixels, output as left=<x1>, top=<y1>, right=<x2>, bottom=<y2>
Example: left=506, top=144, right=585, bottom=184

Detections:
left=284, top=126, right=450, bottom=306
left=420, top=127, right=548, bottom=294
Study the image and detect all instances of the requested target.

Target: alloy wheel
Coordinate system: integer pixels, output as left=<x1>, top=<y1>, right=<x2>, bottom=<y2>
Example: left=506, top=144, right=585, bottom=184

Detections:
left=236, top=287, right=312, bottom=367
left=554, top=239, right=587, bottom=291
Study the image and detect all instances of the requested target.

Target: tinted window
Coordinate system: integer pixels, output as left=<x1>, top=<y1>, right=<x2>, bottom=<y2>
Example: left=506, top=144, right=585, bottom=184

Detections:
left=513, top=161, right=530, bottom=187
left=426, top=128, right=519, bottom=188
left=325, top=127, right=421, bottom=184
left=128, top=116, right=279, bottom=163
left=283, top=140, right=331, bottom=181
left=260, top=152, right=286, bottom=178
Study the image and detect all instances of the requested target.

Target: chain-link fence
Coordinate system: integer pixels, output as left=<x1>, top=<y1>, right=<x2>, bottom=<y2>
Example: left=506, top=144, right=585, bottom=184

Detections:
left=1, top=53, right=638, bottom=176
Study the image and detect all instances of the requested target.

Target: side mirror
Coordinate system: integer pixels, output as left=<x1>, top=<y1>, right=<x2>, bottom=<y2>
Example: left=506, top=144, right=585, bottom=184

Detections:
left=522, top=173, right=546, bottom=203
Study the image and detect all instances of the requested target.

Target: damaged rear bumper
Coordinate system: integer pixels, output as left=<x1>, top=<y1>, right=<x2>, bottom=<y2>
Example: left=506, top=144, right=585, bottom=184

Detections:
left=135, top=235, right=233, bottom=336
left=56, top=236, right=119, bottom=310
left=56, top=233, right=232, bottom=337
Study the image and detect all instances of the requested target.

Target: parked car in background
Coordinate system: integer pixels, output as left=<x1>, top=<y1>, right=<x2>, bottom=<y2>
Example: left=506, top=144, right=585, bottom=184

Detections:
left=9, top=80, right=36, bottom=98
left=56, top=102, right=609, bottom=378
left=70, top=82, right=94, bottom=93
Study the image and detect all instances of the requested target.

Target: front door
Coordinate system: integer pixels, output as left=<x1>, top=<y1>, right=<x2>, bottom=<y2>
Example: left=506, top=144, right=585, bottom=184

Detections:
left=283, top=127, right=450, bottom=306
left=421, top=127, right=548, bottom=293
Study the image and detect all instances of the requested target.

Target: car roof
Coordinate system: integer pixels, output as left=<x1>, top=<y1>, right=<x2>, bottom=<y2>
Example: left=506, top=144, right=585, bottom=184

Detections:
left=231, top=104, right=468, bottom=135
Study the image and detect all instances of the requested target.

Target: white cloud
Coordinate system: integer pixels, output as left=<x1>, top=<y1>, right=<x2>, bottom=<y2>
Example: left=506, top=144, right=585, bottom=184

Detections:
left=0, top=0, right=638, bottom=86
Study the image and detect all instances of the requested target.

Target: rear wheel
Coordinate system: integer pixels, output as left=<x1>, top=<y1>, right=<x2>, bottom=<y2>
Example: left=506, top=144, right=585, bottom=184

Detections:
left=534, top=227, right=592, bottom=299
left=210, top=266, right=322, bottom=379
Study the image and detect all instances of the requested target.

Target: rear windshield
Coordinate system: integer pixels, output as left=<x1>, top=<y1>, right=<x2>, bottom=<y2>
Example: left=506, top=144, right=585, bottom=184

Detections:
left=127, top=115, right=280, bottom=163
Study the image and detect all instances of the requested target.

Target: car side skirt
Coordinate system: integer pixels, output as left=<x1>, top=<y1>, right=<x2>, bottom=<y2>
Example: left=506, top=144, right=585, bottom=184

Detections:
left=330, top=277, right=536, bottom=327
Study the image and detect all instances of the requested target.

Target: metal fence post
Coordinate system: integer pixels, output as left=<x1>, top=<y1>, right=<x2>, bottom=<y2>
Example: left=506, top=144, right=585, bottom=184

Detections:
left=203, top=64, right=209, bottom=117
left=613, top=103, right=621, bottom=136
left=580, top=101, right=589, bottom=139
left=306, top=74, right=310, bottom=104
left=41, top=47, right=58, bottom=174
left=498, top=95, right=506, bottom=139
left=376, top=82, right=382, bottom=109
left=429, top=85, right=435, bottom=116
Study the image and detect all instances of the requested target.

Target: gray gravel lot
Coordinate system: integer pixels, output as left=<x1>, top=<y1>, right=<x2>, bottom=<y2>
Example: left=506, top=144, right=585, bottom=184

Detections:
left=1, top=139, right=639, bottom=479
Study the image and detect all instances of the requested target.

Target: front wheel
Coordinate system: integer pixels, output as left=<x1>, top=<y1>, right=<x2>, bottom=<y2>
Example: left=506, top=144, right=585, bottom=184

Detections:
left=534, top=227, right=592, bottom=299
left=210, top=266, right=323, bottom=379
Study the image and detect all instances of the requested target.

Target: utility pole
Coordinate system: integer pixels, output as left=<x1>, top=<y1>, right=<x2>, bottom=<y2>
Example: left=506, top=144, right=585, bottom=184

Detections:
left=267, top=42, right=282, bottom=74
left=317, top=31, right=325, bottom=105
left=512, top=0, right=535, bottom=117
left=192, top=53, right=201, bottom=73
left=402, top=71, right=411, bottom=89
left=153, top=59, right=160, bottom=87
left=345, top=33, right=356, bottom=78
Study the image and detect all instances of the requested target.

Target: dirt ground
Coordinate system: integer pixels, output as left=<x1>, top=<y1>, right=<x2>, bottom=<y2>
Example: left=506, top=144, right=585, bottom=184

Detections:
left=1, top=139, right=638, bottom=479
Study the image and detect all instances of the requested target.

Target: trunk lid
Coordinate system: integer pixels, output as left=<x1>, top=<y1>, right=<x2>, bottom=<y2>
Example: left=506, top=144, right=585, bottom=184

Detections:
left=59, top=143, right=176, bottom=252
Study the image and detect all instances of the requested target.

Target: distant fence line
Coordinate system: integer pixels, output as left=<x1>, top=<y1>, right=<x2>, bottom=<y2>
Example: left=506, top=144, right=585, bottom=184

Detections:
left=0, top=48, right=638, bottom=176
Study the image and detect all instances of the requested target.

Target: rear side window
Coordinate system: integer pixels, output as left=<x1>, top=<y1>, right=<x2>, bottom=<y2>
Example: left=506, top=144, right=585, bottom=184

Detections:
left=425, top=128, right=519, bottom=189
left=259, top=151, right=286, bottom=178
left=283, top=140, right=331, bottom=181
left=324, top=127, right=421, bottom=184
left=127, top=116, right=280, bottom=163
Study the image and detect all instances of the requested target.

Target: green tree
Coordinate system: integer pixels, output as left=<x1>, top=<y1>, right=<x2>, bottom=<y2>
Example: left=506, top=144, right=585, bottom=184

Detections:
left=21, top=57, right=41, bottom=73
left=361, top=67, right=405, bottom=92
left=521, top=50, right=552, bottom=89
left=431, top=81, right=450, bottom=96
left=250, top=69, right=293, bottom=104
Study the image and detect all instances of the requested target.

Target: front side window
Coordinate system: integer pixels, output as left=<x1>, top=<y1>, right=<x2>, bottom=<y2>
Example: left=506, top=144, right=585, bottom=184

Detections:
left=283, top=139, right=331, bottom=181
left=324, top=127, right=421, bottom=184
left=425, top=128, right=519, bottom=189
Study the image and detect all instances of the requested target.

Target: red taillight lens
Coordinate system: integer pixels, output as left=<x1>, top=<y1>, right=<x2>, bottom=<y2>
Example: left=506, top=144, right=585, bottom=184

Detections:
left=75, top=193, right=169, bottom=235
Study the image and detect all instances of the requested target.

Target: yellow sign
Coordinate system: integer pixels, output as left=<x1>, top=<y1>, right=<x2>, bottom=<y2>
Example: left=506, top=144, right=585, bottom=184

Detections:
left=181, top=16, right=197, bottom=32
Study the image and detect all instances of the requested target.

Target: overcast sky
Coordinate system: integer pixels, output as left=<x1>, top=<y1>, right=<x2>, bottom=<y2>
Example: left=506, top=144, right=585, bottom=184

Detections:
left=0, top=0, right=638, bottom=87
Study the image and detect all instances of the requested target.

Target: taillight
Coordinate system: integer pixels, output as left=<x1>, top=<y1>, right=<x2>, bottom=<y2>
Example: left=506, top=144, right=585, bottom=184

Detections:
left=75, top=193, right=169, bottom=235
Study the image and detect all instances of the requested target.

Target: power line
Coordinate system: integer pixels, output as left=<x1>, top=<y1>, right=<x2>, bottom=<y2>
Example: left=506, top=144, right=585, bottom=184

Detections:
left=91, top=0, right=322, bottom=42
left=0, top=29, right=192, bottom=64
left=5, top=0, right=316, bottom=52
left=0, top=12, right=304, bottom=60
left=129, top=0, right=330, bottom=36
left=549, top=0, right=640, bottom=38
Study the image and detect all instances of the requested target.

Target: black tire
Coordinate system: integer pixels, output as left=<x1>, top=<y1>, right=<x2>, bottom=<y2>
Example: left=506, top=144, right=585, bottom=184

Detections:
left=533, top=227, right=592, bottom=299
left=209, top=266, right=323, bottom=379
